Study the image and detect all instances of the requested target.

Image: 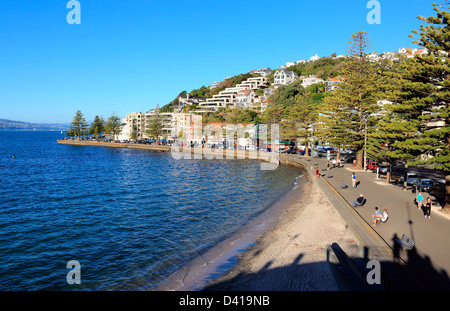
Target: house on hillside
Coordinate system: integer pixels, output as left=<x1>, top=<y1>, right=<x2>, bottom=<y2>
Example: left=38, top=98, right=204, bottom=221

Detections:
left=301, top=75, right=324, bottom=89
left=249, top=68, right=272, bottom=77
left=309, top=54, right=320, bottom=62
left=236, top=89, right=255, bottom=108
left=273, top=70, right=298, bottom=87
left=178, top=95, right=206, bottom=110
left=325, top=76, right=346, bottom=92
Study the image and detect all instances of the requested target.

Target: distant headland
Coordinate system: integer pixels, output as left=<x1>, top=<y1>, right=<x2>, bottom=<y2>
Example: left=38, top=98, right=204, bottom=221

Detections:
left=0, top=119, right=70, bottom=131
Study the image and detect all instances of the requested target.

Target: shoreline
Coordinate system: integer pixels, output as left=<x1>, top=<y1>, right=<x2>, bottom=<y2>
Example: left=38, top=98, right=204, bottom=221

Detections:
left=201, top=169, right=361, bottom=291
left=56, top=140, right=362, bottom=290
left=153, top=169, right=309, bottom=291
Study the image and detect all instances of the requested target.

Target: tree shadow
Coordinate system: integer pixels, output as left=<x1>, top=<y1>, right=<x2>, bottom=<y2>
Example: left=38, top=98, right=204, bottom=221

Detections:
left=202, top=241, right=450, bottom=291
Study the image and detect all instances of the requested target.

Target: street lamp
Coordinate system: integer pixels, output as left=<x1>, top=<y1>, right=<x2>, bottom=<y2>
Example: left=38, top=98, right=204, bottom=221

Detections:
left=363, top=115, right=368, bottom=171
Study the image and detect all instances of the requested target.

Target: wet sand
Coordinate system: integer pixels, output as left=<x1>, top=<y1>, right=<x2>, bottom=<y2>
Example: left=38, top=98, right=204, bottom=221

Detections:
left=155, top=171, right=360, bottom=291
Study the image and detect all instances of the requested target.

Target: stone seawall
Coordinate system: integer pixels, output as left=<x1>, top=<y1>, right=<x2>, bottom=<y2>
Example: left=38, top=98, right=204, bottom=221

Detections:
left=56, top=140, right=280, bottom=163
left=56, top=140, right=172, bottom=152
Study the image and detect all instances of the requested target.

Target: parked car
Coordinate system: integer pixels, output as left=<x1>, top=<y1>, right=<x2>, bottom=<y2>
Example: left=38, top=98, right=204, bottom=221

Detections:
left=401, top=172, right=419, bottom=185
left=412, top=178, right=434, bottom=192
left=343, top=154, right=356, bottom=163
left=429, top=179, right=445, bottom=200
left=367, top=161, right=379, bottom=170
left=377, top=164, right=389, bottom=175
left=286, top=148, right=297, bottom=154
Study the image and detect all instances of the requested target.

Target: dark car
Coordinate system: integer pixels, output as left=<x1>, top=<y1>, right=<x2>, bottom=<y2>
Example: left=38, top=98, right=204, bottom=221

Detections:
left=343, top=154, right=356, bottom=163
left=377, top=164, right=389, bottom=175
left=286, top=148, right=297, bottom=154
left=429, top=179, right=445, bottom=200
left=412, top=178, right=434, bottom=192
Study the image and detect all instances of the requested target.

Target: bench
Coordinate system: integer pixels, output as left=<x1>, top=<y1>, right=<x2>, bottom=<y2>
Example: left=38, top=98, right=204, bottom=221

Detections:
left=395, top=234, right=415, bottom=250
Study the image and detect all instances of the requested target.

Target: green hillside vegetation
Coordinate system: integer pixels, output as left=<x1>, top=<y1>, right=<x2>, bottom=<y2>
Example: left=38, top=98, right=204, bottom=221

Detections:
left=285, top=56, right=347, bottom=79
left=160, top=73, right=261, bottom=113
left=159, top=57, right=347, bottom=124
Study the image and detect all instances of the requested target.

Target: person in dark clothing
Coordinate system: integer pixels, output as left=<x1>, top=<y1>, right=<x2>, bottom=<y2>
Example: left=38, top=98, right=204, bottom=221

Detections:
left=423, top=197, right=432, bottom=219
left=352, top=194, right=365, bottom=207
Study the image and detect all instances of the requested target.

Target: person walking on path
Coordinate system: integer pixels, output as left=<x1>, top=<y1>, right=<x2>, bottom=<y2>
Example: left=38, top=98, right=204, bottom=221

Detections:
left=332, top=159, right=336, bottom=169
left=352, top=172, right=357, bottom=188
left=416, top=191, right=424, bottom=210
left=327, top=161, right=330, bottom=170
left=315, top=167, right=320, bottom=179
left=423, top=197, right=432, bottom=219
left=337, top=158, right=341, bottom=168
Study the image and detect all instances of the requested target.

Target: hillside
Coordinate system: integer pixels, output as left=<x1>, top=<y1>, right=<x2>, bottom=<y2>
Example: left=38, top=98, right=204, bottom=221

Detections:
left=160, top=56, right=347, bottom=113
left=0, top=119, right=70, bottom=131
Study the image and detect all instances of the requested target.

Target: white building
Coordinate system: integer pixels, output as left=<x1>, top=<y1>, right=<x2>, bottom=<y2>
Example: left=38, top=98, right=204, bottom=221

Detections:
left=236, top=89, right=255, bottom=108
left=301, top=75, right=324, bottom=89
left=273, top=70, right=298, bottom=86
left=118, top=112, right=146, bottom=141
left=171, top=112, right=203, bottom=145
left=309, top=54, right=320, bottom=62
left=248, top=68, right=272, bottom=77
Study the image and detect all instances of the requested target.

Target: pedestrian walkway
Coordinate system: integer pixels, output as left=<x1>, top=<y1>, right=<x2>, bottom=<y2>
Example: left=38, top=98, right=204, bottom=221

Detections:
left=281, top=154, right=450, bottom=290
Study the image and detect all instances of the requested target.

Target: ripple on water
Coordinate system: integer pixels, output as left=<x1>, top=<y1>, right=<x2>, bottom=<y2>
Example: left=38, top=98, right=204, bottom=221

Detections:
left=0, top=131, right=304, bottom=290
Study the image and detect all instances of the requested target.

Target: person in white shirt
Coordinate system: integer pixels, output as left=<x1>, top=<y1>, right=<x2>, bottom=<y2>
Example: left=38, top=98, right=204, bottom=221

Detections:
left=372, top=209, right=388, bottom=226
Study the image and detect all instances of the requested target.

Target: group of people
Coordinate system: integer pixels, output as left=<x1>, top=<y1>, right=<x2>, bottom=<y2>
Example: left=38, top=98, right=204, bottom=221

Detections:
left=326, top=159, right=342, bottom=170
left=415, top=191, right=432, bottom=219
left=371, top=207, right=389, bottom=226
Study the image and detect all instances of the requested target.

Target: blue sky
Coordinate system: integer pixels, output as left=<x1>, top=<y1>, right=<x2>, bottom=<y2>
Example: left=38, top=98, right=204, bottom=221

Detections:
left=0, top=0, right=437, bottom=123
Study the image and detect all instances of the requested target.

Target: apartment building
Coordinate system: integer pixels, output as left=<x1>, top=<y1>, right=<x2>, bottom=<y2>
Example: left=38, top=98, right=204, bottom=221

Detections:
left=171, top=112, right=203, bottom=145
left=118, top=112, right=146, bottom=141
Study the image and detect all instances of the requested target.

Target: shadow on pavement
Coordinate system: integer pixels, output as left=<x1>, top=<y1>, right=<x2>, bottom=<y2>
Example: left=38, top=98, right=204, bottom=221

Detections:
left=202, top=241, right=450, bottom=291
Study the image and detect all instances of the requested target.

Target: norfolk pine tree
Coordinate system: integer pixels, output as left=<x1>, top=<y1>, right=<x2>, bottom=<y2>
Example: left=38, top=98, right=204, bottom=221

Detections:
left=69, top=110, right=88, bottom=140
left=105, top=112, right=123, bottom=142
left=387, top=3, right=449, bottom=210
left=318, top=31, right=380, bottom=167
left=146, top=106, right=164, bottom=143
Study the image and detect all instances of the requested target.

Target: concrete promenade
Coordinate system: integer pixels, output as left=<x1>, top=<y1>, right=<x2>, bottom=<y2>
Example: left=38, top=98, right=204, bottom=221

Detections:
left=281, top=154, right=450, bottom=290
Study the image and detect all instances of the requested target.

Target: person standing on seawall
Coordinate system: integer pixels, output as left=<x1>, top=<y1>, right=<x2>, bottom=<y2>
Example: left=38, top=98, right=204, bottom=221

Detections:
left=352, top=172, right=357, bottom=188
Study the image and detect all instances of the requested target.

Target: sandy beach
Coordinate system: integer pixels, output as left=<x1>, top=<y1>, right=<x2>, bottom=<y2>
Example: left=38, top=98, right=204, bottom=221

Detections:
left=155, top=169, right=360, bottom=291
left=201, top=174, right=361, bottom=291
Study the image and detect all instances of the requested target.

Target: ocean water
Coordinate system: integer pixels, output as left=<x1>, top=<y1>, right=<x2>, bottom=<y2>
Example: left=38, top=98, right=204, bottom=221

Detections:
left=0, top=131, right=304, bottom=290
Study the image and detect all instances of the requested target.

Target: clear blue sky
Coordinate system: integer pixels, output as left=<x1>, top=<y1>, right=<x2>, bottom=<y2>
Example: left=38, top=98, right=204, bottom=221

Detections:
left=0, top=0, right=437, bottom=124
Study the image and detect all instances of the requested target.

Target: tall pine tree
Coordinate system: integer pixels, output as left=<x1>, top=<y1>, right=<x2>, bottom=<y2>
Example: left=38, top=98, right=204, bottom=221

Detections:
left=318, top=31, right=380, bottom=167
left=387, top=3, right=450, bottom=210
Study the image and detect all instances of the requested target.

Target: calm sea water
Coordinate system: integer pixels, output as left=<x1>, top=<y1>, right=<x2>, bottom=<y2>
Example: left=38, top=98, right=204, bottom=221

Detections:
left=0, top=131, right=303, bottom=290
